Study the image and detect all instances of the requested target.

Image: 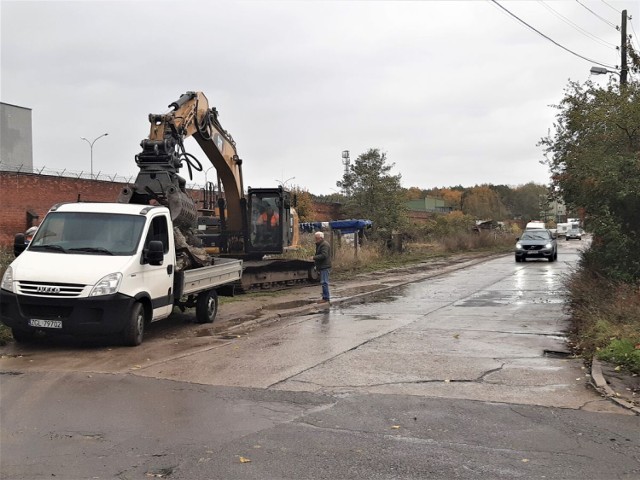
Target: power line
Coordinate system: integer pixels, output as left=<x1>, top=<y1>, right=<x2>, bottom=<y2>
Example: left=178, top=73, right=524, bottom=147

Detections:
left=538, top=1, right=617, bottom=49
left=600, top=0, right=621, bottom=15
left=490, top=0, right=619, bottom=70
left=575, top=0, right=617, bottom=29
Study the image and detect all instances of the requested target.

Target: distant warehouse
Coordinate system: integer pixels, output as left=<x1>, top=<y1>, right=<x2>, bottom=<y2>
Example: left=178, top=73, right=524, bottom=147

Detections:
left=1, top=102, right=33, bottom=173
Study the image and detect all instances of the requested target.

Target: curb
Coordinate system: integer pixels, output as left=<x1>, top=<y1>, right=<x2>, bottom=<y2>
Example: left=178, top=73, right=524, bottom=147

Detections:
left=590, top=358, right=640, bottom=415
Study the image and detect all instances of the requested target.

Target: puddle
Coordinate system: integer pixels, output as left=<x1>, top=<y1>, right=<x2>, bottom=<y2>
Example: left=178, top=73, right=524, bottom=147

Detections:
left=352, top=314, right=382, bottom=321
left=263, top=300, right=310, bottom=310
left=543, top=349, right=572, bottom=358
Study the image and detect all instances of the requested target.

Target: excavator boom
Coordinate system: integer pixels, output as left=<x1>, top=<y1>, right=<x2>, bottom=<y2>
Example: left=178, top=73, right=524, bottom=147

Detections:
left=118, top=91, right=244, bottom=233
left=118, top=91, right=315, bottom=287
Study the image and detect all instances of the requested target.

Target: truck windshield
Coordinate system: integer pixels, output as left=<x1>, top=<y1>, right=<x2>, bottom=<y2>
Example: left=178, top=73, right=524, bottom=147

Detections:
left=28, top=212, right=146, bottom=256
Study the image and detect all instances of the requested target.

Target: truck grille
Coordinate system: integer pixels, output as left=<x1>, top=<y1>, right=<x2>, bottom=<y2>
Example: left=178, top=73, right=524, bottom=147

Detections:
left=17, top=281, right=86, bottom=298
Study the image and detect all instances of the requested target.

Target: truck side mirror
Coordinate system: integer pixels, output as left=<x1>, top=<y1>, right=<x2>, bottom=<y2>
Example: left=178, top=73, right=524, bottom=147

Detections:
left=145, top=240, right=164, bottom=265
left=14, top=233, right=26, bottom=257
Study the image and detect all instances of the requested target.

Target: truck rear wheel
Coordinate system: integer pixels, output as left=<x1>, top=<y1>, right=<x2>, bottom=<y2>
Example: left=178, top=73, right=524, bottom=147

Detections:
left=196, top=290, right=218, bottom=324
left=123, top=301, right=145, bottom=346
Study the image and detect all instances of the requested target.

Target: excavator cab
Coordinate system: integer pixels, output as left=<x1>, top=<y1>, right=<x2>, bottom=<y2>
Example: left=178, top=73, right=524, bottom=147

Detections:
left=247, top=187, right=293, bottom=256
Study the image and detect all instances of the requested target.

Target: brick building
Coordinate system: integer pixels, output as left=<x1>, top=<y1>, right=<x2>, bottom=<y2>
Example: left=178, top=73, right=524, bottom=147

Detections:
left=0, top=171, right=342, bottom=247
left=0, top=171, right=125, bottom=245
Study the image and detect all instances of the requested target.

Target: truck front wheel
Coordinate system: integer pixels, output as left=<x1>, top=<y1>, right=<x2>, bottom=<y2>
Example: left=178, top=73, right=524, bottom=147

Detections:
left=196, top=290, right=218, bottom=324
left=123, top=301, right=145, bottom=346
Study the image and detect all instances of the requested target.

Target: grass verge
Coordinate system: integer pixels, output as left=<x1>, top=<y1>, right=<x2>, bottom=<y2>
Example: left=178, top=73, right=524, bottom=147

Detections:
left=567, top=268, right=640, bottom=374
left=289, top=231, right=514, bottom=280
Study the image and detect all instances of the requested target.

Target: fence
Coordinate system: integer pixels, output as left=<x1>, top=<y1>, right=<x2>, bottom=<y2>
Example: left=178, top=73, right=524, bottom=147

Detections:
left=0, top=162, right=206, bottom=191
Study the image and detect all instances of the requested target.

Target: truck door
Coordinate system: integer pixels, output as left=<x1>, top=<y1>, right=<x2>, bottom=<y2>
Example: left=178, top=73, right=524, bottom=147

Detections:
left=141, top=214, right=174, bottom=319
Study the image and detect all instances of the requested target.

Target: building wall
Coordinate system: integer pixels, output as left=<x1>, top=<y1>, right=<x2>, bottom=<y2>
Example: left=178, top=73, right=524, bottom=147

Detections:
left=0, top=171, right=342, bottom=246
left=406, top=196, right=453, bottom=215
left=0, top=103, right=33, bottom=171
left=407, top=211, right=436, bottom=223
left=0, top=172, right=125, bottom=245
left=313, top=201, right=342, bottom=222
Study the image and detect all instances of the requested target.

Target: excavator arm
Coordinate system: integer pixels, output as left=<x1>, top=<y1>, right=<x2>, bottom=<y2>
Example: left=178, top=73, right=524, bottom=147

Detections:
left=118, top=91, right=245, bottom=233
left=117, top=91, right=315, bottom=288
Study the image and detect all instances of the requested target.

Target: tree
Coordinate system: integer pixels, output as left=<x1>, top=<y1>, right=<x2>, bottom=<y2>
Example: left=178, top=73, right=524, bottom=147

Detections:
left=540, top=79, right=640, bottom=281
left=337, top=148, right=407, bottom=236
left=461, top=185, right=508, bottom=220
left=404, top=186, right=425, bottom=201
left=290, top=186, right=314, bottom=222
left=510, top=183, right=550, bottom=222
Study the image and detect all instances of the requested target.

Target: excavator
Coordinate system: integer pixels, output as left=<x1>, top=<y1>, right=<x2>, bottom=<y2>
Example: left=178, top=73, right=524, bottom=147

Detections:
left=117, top=91, right=315, bottom=290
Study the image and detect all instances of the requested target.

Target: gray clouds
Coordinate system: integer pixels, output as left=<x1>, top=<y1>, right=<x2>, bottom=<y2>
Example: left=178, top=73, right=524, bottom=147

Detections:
left=2, top=1, right=637, bottom=193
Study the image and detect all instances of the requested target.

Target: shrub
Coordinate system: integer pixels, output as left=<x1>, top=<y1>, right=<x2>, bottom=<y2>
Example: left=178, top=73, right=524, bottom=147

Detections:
left=597, top=339, right=640, bottom=374
left=567, top=267, right=640, bottom=374
left=0, top=246, right=13, bottom=345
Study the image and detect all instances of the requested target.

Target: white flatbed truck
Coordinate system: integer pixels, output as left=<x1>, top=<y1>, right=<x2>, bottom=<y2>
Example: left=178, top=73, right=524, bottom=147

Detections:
left=0, top=202, right=242, bottom=346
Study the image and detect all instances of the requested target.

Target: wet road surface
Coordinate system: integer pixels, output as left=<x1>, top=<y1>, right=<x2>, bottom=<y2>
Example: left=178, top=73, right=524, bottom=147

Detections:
left=2, top=238, right=639, bottom=479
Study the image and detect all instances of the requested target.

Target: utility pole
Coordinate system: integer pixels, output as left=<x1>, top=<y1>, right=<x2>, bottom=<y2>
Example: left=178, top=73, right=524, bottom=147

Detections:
left=621, top=9, right=628, bottom=85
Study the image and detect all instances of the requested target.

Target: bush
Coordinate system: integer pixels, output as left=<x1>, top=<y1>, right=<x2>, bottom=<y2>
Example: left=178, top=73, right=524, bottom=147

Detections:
left=439, top=230, right=515, bottom=253
left=0, top=246, right=13, bottom=345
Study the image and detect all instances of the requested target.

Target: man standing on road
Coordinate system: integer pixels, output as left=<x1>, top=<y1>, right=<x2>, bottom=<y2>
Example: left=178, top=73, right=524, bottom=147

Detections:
left=313, top=231, right=331, bottom=303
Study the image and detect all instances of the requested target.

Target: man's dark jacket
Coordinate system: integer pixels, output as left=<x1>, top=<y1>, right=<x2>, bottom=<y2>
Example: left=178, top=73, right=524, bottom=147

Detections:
left=313, top=240, right=332, bottom=270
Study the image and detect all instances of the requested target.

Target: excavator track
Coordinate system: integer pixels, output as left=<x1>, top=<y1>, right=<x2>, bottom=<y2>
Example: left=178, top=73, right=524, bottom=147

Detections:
left=235, top=259, right=318, bottom=293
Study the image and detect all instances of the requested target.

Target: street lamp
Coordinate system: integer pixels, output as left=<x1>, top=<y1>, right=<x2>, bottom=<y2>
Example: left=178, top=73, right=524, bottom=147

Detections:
left=590, top=66, right=621, bottom=78
left=204, top=166, right=215, bottom=185
left=80, top=133, right=109, bottom=179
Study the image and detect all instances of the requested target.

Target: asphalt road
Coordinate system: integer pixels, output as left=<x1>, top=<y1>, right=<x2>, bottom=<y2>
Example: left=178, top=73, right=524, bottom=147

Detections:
left=1, top=238, right=639, bottom=479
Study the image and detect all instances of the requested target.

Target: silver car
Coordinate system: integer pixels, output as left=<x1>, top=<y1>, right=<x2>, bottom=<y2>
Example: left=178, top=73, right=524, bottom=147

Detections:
left=515, top=229, right=558, bottom=262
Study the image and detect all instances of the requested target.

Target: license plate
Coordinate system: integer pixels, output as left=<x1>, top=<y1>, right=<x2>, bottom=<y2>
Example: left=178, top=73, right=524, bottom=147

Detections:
left=28, top=319, right=62, bottom=329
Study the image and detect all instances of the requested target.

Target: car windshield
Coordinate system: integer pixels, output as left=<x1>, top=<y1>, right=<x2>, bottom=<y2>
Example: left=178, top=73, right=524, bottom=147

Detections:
left=521, top=231, right=550, bottom=240
left=28, top=212, right=146, bottom=256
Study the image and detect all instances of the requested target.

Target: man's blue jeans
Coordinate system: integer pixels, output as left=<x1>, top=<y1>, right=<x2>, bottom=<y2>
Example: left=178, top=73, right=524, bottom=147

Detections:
left=320, top=268, right=331, bottom=300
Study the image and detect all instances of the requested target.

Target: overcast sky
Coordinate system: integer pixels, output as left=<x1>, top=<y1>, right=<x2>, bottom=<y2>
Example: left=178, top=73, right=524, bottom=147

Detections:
left=2, top=0, right=638, bottom=194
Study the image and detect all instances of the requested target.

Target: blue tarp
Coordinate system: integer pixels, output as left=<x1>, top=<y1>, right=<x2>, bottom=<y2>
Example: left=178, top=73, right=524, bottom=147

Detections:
left=299, top=219, right=372, bottom=234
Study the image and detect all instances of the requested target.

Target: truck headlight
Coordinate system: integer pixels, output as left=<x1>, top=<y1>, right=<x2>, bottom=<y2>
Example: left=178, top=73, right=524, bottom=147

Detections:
left=89, top=272, right=122, bottom=297
left=1, top=266, right=14, bottom=292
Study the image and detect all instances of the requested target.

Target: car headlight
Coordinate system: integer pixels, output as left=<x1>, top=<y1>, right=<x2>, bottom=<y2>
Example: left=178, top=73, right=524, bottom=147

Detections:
left=1, top=266, right=14, bottom=292
left=515, top=243, right=523, bottom=250
left=89, top=272, right=122, bottom=297
left=545, top=243, right=552, bottom=249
